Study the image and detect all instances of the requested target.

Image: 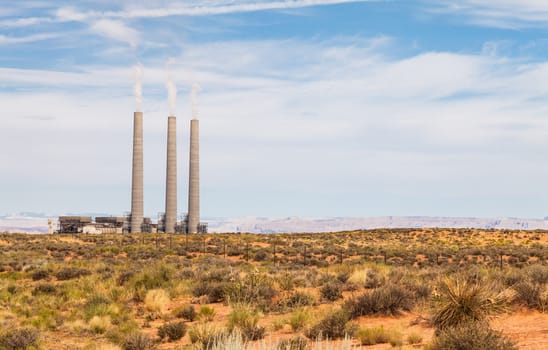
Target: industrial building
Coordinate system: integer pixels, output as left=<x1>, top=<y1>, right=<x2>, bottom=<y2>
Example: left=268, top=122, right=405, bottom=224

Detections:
left=56, top=215, right=157, bottom=234
left=55, top=84, right=207, bottom=234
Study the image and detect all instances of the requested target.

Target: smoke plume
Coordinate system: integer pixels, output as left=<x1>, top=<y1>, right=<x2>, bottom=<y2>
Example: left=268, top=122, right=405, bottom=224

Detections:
left=133, top=64, right=143, bottom=112
left=166, top=78, right=177, bottom=116
left=191, top=83, right=201, bottom=119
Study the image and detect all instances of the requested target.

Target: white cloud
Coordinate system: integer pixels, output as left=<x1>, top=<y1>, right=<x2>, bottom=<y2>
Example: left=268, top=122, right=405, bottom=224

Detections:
left=0, top=33, right=59, bottom=45
left=3, top=38, right=548, bottom=216
left=429, top=0, right=548, bottom=27
left=0, top=0, right=376, bottom=27
left=105, top=0, right=377, bottom=18
left=90, top=19, right=139, bottom=47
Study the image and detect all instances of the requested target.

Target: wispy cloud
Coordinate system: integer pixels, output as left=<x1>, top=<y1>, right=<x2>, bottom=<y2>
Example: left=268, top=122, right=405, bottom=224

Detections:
left=90, top=19, right=139, bottom=48
left=0, top=0, right=376, bottom=27
left=427, top=0, right=548, bottom=28
left=0, top=33, right=59, bottom=45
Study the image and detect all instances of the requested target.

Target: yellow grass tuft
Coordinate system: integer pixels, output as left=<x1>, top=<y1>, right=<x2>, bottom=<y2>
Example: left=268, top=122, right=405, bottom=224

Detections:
left=144, top=288, right=170, bottom=314
left=88, top=315, right=111, bottom=334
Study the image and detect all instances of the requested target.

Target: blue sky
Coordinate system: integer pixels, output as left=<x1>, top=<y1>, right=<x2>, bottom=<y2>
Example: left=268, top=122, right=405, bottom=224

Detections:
left=2, top=0, right=548, bottom=219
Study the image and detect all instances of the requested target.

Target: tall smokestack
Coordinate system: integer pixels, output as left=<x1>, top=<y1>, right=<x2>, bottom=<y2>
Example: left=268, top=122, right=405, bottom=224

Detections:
left=131, top=111, right=144, bottom=233
left=164, top=116, right=177, bottom=233
left=188, top=118, right=199, bottom=233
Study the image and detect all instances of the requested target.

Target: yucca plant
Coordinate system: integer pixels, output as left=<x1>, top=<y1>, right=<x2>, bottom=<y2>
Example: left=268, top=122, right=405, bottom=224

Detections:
left=431, top=275, right=512, bottom=331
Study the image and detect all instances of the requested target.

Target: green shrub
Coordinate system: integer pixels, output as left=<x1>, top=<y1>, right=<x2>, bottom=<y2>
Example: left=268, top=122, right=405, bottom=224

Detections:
left=192, top=281, right=227, bottom=303
left=426, top=322, right=517, bottom=350
left=513, top=280, right=546, bottom=311
left=130, top=264, right=174, bottom=300
left=253, top=250, right=268, bottom=261
left=305, top=309, right=356, bottom=340
left=344, top=284, right=414, bottom=318
left=84, top=295, right=112, bottom=321
left=32, top=283, right=56, bottom=296
left=388, top=330, right=403, bottom=347
left=123, top=332, right=156, bottom=350
left=283, top=291, right=316, bottom=310
left=31, top=270, right=50, bottom=281
left=198, top=306, right=216, bottom=322
left=365, top=269, right=385, bottom=288
left=0, top=327, right=40, bottom=350
left=320, top=282, right=343, bottom=302
left=289, top=308, right=311, bottom=332
left=223, top=274, right=277, bottom=309
left=355, top=326, right=389, bottom=345
left=526, top=265, right=548, bottom=285
left=173, top=304, right=196, bottom=321
left=158, top=321, right=186, bottom=342
left=226, top=304, right=265, bottom=341
left=54, top=266, right=91, bottom=280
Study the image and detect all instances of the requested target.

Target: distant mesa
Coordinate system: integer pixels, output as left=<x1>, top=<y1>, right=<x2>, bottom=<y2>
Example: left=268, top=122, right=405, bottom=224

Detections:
left=2, top=214, right=548, bottom=234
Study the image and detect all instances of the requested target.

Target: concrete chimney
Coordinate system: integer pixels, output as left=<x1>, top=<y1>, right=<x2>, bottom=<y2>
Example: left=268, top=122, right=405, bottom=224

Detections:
left=187, top=119, right=199, bottom=233
left=164, top=116, right=177, bottom=233
left=131, top=111, right=144, bottom=233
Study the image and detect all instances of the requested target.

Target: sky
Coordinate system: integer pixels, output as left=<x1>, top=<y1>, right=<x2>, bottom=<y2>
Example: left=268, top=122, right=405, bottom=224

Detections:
left=2, top=0, right=548, bottom=219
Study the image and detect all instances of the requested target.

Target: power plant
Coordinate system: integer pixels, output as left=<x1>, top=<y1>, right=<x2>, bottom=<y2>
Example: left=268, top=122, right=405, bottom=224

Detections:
left=55, top=78, right=207, bottom=234
left=164, top=116, right=177, bottom=233
left=131, top=111, right=144, bottom=233
left=188, top=118, right=200, bottom=234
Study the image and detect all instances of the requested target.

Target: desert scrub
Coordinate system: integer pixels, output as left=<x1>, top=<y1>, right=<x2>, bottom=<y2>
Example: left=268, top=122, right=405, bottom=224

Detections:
left=0, top=326, right=40, bottom=350
left=84, top=295, right=114, bottom=320
left=123, top=332, right=157, bottom=350
left=431, top=275, right=510, bottom=331
left=128, top=263, right=174, bottom=301
left=226, top=303, right=265, bottom=341
left=30, top=269, right=50, bottom=281
left=426, top=322, right=517, bottom=350
left=276, top=336, right=309, bottom=350
left=406, top=332, right=423, bottom=345
left=188, top=322, right=224, bottom=348
left=191, top=281, right=228, bottom=303
left=198, top=306, right=216, bottom=321
left=319, top=281, right=343, bottom=302
left=157, top=321, right=186, bottom=342
left=343, top=283, right=414, bottom=318
left=144, top=289, right=170, bottom=314
left=355, top=326, right=390, bottom=345
left=288, top=308, right=312, bottom=332
left=89, top=315, right=112, bottom=334
left=305, top=309, right=356, bottom=340
left=279, top=290, right=317, bottom=311
left=54, top=266, right=91, bottom=280
left=224, top=273, right=277, bottom=309
left=31, top=283, right=57, bottom=296
left=512, top=280, right=546, bottom=311
left=172, top=304, right=196, bottom=321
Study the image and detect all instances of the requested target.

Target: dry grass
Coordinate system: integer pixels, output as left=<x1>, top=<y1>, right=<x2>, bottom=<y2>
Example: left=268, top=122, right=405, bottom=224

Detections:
left=144, top=288, right=170, bottom=314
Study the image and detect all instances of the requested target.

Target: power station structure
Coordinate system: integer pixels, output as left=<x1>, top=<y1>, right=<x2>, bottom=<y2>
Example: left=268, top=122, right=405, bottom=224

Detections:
left=55, top=93, right=207, bottom=234
left=130, top=111, right=144, bottom=234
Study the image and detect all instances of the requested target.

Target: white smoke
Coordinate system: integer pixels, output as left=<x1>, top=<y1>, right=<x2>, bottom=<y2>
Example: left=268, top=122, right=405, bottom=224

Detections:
left=191, top=83, right=201, bottom=119
left=133, top=64, right=143, bottom=112
left=166, top=78, right=177, bottom=116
